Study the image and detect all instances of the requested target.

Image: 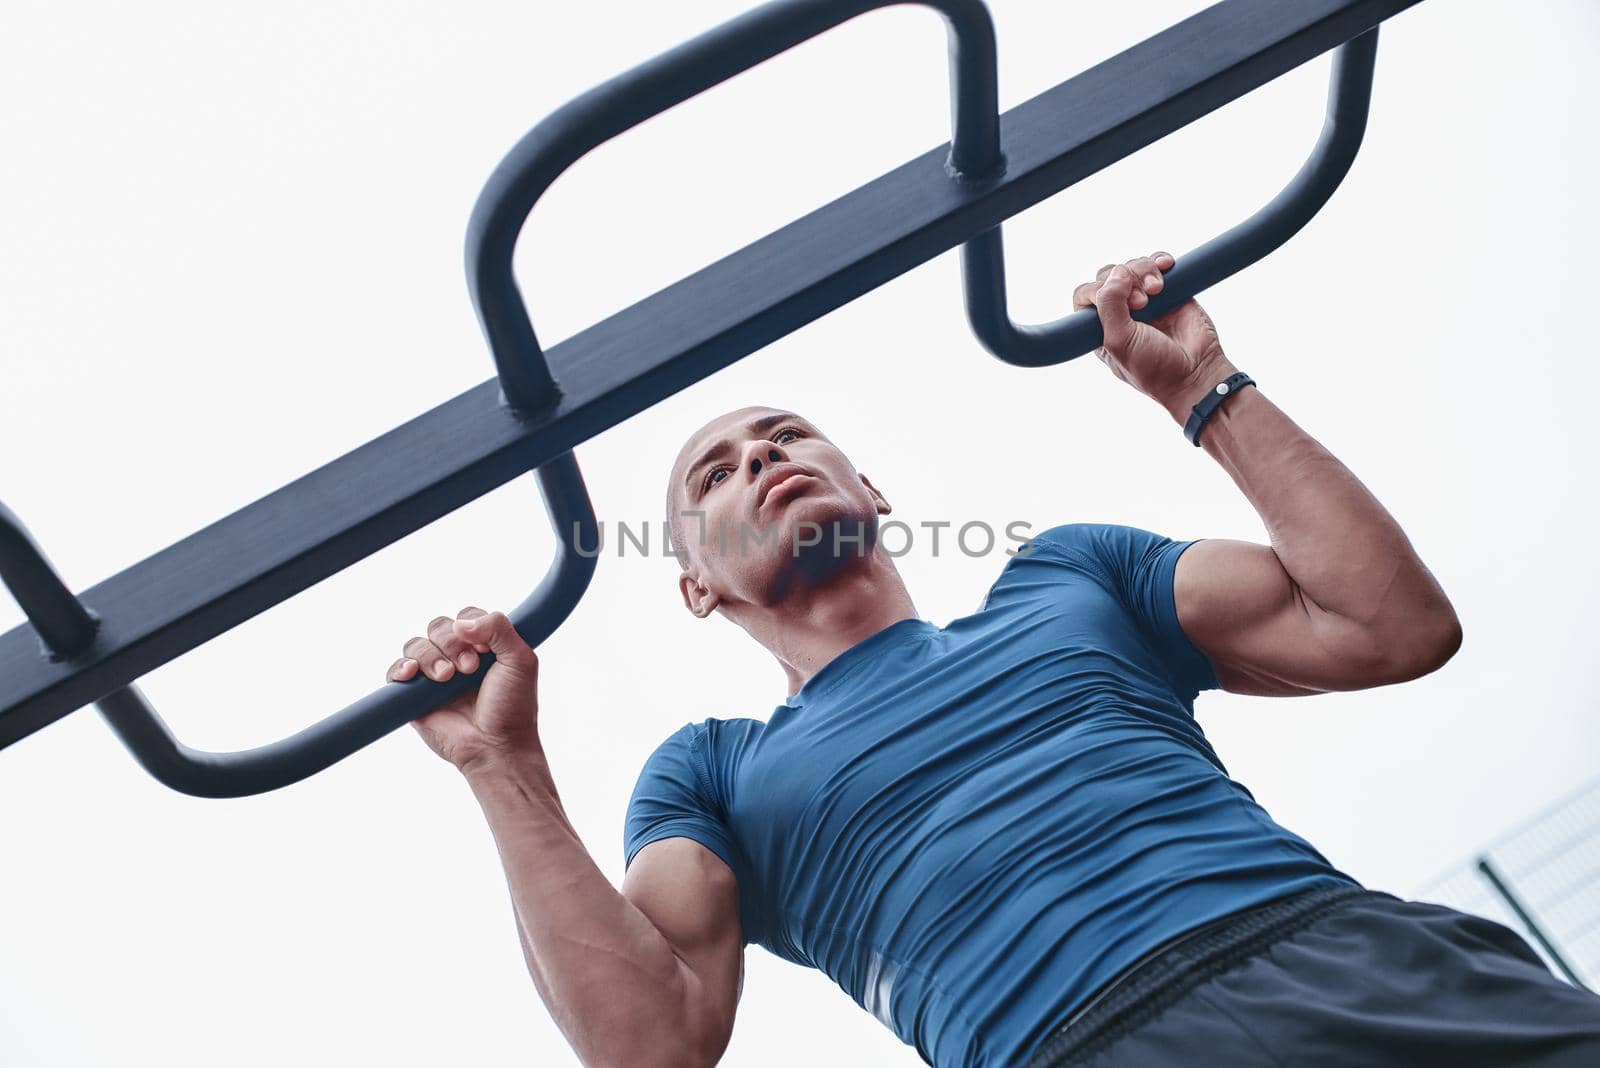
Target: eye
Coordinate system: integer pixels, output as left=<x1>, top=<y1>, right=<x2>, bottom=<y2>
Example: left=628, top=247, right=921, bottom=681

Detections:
left=700, top=426, right=807, bottom=493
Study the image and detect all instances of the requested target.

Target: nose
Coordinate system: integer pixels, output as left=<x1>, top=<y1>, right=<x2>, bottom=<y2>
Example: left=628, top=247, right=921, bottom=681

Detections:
left=742, top=438, right=788, bottom=479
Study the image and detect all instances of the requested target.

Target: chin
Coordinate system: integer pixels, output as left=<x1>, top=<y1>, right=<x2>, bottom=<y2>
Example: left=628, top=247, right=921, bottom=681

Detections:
left=777, top=497, right=878, bottom=563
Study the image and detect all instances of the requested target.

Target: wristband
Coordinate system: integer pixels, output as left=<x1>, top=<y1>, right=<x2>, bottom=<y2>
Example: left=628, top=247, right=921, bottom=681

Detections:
left=1183, top=371, right=1255, bottom=446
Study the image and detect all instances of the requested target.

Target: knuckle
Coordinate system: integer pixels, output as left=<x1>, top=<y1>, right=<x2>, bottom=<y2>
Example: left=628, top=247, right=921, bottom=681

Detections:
left=402, top=636, right=432, bottom=657
left=428, top=616, right=461, bottom=647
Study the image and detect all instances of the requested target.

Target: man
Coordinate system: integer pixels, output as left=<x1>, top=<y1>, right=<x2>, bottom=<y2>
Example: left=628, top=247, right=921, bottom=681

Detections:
left=386, top=253, right=1600, bottom=1066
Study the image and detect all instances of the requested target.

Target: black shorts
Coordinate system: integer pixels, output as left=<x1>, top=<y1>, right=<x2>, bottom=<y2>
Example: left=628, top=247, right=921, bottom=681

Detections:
left=1026, top=884, right=1600, bottom=1067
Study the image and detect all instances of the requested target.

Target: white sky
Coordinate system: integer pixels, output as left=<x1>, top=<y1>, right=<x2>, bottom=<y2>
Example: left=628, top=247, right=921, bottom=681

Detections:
left=2, top=1, right=1597, bottom=1064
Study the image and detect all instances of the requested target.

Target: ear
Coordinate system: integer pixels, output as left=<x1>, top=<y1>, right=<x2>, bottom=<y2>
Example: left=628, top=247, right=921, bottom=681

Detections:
left=678, top=569, right=721, bottom=619
left=859, top=472, right=891, bottom=515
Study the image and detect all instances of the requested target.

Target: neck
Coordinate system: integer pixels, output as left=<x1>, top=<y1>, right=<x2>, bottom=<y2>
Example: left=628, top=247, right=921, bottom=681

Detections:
left=735, top=547, right=918, bottom=699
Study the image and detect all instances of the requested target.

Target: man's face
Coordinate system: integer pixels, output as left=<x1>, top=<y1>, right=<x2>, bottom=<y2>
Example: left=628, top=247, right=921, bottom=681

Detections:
left=667, top=406, right=889, bottom=614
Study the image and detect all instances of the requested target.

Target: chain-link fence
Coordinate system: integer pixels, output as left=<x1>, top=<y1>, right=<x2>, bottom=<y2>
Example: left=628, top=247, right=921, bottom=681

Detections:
left=1416, top=777, right=1600, bottom=989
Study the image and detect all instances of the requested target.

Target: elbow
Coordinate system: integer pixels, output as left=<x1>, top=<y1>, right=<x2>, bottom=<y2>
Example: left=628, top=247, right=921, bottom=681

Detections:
left=1383, top=609, right=1464, bottom=683
left=581, top=979, right=731, bottom=1068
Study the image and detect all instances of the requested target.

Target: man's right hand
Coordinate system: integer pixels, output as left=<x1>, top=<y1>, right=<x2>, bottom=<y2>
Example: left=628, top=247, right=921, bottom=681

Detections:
left=386, top=607, right=541, bottom=775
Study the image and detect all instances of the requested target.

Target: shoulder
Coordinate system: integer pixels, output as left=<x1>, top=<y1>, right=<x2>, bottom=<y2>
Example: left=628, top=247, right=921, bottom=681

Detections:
left=980, top=522, right=1102, bottom=608
left=635, top=717, right=765, bottom=791
left=1002, top=521, right=1154, bottom=576
left=1020, top=522, right=1191, bottom=575
left=700, top=715, right=766, bottom=747
left=1019, top=522, right=1168, bottom=556
left=625, top=717, right=764, bottom=836
left=645, top=715, right=765, bottom=753
left=1021, top=522, right=1080, bottom=553
left=624, top=718, right=764, bottom=886
left=980, top=522, right=1178, bottom=608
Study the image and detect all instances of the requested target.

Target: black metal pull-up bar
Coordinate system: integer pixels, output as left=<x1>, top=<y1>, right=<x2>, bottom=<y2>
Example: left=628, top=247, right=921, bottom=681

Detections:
left=963, top=27, right=1379, bottom=366
left=2, top=459, right=597, bottom=798
left=470, top=0, right=1005, bottom=415
left=0, top=0, right=1422, bottom=796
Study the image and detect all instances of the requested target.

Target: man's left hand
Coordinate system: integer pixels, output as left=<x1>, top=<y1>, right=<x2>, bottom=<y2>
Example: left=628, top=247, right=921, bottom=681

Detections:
left=1072, top=252, right=1235, bottom=421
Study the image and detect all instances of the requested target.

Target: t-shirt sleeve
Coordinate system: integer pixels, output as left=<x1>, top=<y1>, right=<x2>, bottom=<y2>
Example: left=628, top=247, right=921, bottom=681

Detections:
left=1040, top=522, right=1221, bottom=700
left=623, top=722, right=743, bottom=877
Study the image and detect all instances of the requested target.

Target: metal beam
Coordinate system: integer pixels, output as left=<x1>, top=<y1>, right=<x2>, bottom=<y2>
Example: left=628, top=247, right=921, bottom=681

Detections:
left=0, top=0, right=1423, bottom=749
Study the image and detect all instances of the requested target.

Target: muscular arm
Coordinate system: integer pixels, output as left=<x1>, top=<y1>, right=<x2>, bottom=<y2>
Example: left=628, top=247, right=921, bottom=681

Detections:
left=1077, top=255, right=1462, bottom=696
left=1163, top=378, right=1462, bottom=696
left=467, top=750, right=743, bottom=1067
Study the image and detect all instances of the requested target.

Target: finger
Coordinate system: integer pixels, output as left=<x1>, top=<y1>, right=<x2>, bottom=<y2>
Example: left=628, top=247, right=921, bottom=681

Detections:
left=404, top=635, right=454, bottom=681
left=1122, top=256, right=1164, bottom=295
left=1078, top=257, right=1149, bottom=309
left=1152, top=251, right=1175, bottom=270
left=1128, top=287, right=1150, bottom=310
left=428, top=614, right=479, bottom=673
left=1091, top=265, right=1137, bottom=354
left=455, top=611, right=538, bottom=679
left=455, top=606, right=492, bottom=655
left=387, top=656, right=419, bottom=683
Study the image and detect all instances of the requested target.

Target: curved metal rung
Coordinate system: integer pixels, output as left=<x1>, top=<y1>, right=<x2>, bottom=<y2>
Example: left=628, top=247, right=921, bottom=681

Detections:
left=93, top=452, right=597, bottom=798
left=1, top=454, right=596, bottom=798
left=960, top=27, right=1380, bottom=367
left=466, top=0, right=1006, bottom=415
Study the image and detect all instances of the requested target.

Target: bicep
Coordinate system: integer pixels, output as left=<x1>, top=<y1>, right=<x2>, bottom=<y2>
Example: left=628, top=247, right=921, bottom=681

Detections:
left=1174, top=538, right=1392, bottom=696
left=622, top=837, right=744, bottom=1050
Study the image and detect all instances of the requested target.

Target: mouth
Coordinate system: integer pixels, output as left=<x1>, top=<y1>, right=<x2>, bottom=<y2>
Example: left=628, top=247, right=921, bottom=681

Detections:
left=756, top=465, right=814, bottom=509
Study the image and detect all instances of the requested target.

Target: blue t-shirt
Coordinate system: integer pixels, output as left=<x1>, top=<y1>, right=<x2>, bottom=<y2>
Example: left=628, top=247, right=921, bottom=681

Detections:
left=623, top=523, right=1355, bottom=1067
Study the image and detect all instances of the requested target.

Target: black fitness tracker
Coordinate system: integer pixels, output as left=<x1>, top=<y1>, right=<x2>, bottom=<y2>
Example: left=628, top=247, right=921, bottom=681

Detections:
left=1184, top=371, right=1255, bottom=447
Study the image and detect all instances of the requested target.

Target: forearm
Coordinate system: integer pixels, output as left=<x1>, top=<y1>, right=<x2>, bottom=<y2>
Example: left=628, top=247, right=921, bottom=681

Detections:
left=1164, top=359, right=1458, bottom=642
left=465, top=750, right=713, bottom=1067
